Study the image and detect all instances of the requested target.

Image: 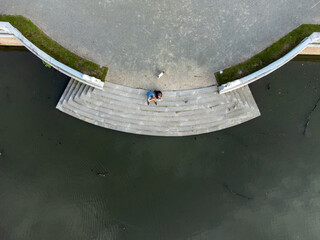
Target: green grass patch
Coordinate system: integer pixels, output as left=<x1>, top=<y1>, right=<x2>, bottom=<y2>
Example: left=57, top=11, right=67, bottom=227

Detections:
left=215, top=24, right=320, bottom=85
left=0, top=15, right=108, bottom=81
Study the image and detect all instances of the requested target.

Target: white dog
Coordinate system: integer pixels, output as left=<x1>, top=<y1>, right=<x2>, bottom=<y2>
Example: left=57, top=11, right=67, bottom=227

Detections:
left=157, top=71, right=164, bottom=79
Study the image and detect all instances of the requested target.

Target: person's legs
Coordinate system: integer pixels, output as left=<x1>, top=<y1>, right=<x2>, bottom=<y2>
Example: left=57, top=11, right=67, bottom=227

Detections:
left=147, top=97, right=157, bottom=105
left=147, top=91, right=155, bottom=105
left=151, top=97, right=157, bottom=105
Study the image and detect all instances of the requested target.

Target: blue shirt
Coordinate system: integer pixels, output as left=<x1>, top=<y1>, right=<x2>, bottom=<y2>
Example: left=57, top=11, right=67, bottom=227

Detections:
left=147, top=91, right=155, bottom=100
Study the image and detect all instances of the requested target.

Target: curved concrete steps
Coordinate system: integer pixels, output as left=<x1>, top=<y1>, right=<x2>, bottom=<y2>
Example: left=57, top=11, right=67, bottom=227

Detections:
left=56, top=79, right=260, bottom=136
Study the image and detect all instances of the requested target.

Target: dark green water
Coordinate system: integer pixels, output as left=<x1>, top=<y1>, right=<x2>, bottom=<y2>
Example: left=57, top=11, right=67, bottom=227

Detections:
left=0, top=51, right=320, bottom=240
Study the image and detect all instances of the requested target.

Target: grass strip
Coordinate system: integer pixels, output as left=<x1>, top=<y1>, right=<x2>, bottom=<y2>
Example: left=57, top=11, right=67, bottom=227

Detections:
left=0, top=15, right=108, bottom=81
left=215, top=24, right=320, bottom=85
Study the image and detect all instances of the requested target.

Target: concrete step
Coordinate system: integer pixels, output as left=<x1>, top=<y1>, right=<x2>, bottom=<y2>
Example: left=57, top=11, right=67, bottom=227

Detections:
left=94, top=84, right=221, bottom=102
left=82, top=88, right=235, bottom=112
left=81, top=92, right=235, bottom=116
left=83, top=90, right=232, bottom=115
left=102, top=81, right=218, bottom=98
left=56, top=79, right=260, bottom=136
left=97, top=84, right=218, bottom=102
left=60, top=99, right=257, bottom=136
left=68, top=81, right=81, bottom=103
left=75, top=83, right=86, bottom=100
left=62, top=99, right=250, bottom=131
left=76, top=93, right=241, bottom=123
left=80, top=93, right=237, bottom=118
left=84, top=92, right=231, bottom=111
left=64, top=79, right=78, bottom=103
left=56, top=78, right=74, bottom=109
left=66, top=93, right=257, bottom=131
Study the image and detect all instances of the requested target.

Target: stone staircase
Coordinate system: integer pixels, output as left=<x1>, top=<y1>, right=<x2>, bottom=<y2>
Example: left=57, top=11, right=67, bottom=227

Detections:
left=56, top=79, right=260, bottom=136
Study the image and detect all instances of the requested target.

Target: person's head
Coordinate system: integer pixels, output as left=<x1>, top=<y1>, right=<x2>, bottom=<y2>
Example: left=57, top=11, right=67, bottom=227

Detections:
left=155, top=91, right=162, bottom=99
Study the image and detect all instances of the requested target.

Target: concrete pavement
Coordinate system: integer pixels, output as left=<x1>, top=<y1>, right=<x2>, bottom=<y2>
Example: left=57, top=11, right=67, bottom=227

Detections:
left=1, top=0, right=320, bottom=90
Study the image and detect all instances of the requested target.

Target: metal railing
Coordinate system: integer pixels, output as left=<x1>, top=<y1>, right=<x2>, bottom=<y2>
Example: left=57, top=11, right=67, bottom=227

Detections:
left=0, top=22, right=104, bottom=89
left=218, top=32, right=320, bottom=94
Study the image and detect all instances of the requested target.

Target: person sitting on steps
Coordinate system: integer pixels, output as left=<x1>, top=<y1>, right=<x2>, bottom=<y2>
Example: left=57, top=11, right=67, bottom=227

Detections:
left=147, top=90, right=162, bottom=105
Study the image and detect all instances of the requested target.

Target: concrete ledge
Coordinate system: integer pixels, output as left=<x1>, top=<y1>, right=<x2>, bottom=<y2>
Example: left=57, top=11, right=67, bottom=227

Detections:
left=0, top=22, right=104, bottom=89
left=0, top=34, right=23, bottom=46
left=300, top=45, right=320, bottom=55
left=219, top=32, right=320, bottom=94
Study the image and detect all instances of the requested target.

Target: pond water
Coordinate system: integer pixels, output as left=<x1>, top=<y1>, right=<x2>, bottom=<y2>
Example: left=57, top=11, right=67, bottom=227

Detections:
left=0, top=51, right=320, bottom=240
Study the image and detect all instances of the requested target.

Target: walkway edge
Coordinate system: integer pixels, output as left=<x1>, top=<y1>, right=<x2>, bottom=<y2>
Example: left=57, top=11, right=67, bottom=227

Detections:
left=218, top=32, right=320, bottom=94
left=0, top=22, right=104, bottom=89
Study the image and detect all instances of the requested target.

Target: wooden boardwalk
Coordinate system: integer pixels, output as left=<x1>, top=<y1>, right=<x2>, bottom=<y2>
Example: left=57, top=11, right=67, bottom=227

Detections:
left=56, top=79, right=260, bottom=136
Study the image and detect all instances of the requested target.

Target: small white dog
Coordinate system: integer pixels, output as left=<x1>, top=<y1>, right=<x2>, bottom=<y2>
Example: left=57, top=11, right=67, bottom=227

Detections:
left=157, top=71, right=164, bottom=79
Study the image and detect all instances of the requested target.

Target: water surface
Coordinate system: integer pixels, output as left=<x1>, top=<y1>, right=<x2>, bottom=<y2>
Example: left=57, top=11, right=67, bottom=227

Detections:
left=0, top=51, right=320, bottom=240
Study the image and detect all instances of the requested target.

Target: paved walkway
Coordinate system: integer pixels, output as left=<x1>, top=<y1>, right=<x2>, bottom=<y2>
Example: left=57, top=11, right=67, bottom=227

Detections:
left=57, top=78, right=260, bottom=136
left=1, top=0, right=319, bottom=90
